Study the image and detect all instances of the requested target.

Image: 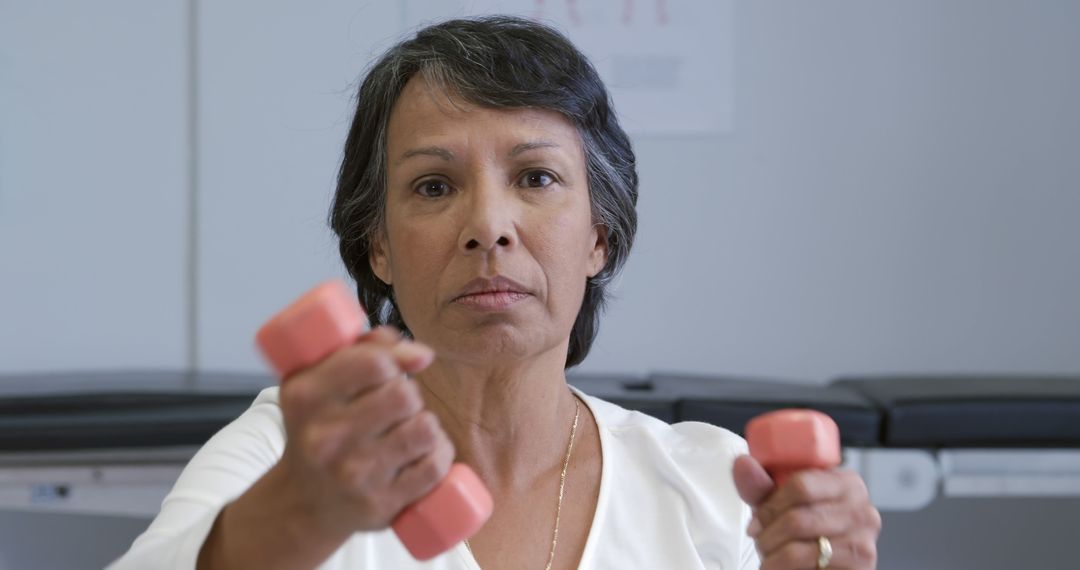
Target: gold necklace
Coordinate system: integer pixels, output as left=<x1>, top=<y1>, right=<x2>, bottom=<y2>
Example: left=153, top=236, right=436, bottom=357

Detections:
left=464, top=396, right=582, bottom=570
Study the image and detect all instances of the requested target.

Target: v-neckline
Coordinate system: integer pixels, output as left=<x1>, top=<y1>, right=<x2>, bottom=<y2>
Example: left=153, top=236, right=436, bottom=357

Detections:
left=455, top=386, right=611, bottom=570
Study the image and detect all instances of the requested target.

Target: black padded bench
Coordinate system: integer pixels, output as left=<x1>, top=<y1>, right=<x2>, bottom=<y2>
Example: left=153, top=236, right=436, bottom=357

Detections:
left=0, top=372, right=271, bottom=452
left=653, top=373, right=881, bottom=447
left=571, top=373, right=881, bottom=446
left=833, top=375, right=1080, bottom=448
left=569, top=374, right=679, bottom=423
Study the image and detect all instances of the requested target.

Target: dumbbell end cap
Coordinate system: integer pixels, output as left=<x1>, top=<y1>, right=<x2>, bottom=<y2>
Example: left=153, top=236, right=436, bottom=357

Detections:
left=393, top=463, right=493, bottom=560
left=255, top=280, right=367, bottom=379
left=746, top=409, right=842, bottom=473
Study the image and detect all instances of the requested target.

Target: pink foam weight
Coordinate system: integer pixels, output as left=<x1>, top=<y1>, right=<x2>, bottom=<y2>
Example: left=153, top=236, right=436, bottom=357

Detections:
left=255, top=280, right=368, bottom=379
left=746, top=409, right=841, bottom=487
left=393, top=463, right=494, bottom=560
left=256, top=279, right=493, bottom=559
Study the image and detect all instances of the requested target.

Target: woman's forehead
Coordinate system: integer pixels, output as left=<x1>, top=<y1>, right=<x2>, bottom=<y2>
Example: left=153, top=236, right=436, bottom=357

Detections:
left=386, top=76, right=583, bottom=155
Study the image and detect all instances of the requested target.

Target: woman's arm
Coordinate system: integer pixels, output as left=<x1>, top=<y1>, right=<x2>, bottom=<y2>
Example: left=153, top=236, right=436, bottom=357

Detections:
left=196, top=462, right=353, bottom=570
left=110, top=328, right=453, bottom=570
left=107, top=389, right=289, bottom=569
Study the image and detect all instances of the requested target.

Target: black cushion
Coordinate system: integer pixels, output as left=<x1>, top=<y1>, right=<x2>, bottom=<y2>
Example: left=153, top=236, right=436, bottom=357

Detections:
left=833, top=375, right=1080, bottom=447
left=654, top=373, right=882, bottom=446
left=0, top=372, right=271, bottom=451
left=568, top=374, right=679, bottom=423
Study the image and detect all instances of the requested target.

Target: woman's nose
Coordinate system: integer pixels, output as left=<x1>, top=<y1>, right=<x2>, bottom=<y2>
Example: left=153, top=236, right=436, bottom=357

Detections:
left=458, top=184, right=516, bottom=253
left=463, top=235, right=511, bottom=251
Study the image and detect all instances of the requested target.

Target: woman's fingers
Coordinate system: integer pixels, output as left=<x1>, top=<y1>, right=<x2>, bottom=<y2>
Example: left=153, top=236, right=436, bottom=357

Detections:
left=733, top=454, right=776, bottom=507
left=360, top=325, right=435, bottom=373
left=341, top=410, right=455, bottom=520
left=302, top=377, right=423, bottom=468
left=375, top=411, right=443, bottom=480
left=753, top=499, right=881, bottom=558
left=282, top=344, right=398, bottom=413
left=282, top=337, right=433, bottom=414
left=357, top=324, right=403, bottom=345
left=752, top=469, right=869, bottom=530
left=740, top=467, right=881, bottom=570
left=333, top=395, right=452, bottom=507
left=346, top=377, right=426, bottom=438
left=389, top=419, right=456, bottom=502
left=274, top=323, right=447, bottom=533
left=391, top=340, right=436, bottom=374
left=759, top=531, right=880, bottom=570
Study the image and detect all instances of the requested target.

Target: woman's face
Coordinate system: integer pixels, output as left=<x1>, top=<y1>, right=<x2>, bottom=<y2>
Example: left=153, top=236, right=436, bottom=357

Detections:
left=372, top=77, right=607, bottom=365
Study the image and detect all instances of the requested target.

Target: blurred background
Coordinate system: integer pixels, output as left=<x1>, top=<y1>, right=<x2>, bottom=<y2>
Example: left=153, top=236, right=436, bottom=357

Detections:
left=1, top=1, right=1078, bottom=568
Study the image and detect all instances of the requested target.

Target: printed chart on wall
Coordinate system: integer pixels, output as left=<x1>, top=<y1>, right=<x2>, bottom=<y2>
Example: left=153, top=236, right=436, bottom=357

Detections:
left=401, top=0, right=735, bottom=135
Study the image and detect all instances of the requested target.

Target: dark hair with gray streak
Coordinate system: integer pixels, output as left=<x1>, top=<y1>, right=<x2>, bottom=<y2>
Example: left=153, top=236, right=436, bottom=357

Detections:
left=329, top=15, right=638, bottom=368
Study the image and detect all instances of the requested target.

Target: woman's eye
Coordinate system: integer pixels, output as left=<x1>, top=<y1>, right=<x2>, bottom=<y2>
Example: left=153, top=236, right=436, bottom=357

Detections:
left=415, top=179, right=451, bottom=198
left=519, top=170, right=555, bottom=189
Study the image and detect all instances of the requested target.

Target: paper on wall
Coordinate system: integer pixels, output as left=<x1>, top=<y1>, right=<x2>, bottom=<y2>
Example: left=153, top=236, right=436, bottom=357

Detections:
left=401, top=0, right=735, bottom=135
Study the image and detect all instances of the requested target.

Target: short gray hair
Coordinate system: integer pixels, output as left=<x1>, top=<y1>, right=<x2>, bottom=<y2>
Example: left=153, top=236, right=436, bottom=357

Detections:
left=329, top=15, right=639, bottom=368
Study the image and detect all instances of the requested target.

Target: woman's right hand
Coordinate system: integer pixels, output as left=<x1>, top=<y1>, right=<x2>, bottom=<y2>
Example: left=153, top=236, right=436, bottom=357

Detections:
left=196, top=326, right=452, bottom=570
left=275, top=325, right=454, bottom=535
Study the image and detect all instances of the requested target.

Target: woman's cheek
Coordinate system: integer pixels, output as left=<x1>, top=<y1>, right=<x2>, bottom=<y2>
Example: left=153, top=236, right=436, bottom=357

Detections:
left=534, top=223, right=590, bottom=310
left=387, top=226, right=443, bottom=307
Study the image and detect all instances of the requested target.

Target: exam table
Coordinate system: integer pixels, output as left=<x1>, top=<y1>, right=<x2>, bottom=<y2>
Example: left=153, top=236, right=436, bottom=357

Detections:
left=0, top=371, right=1077, bottom=570
left=570, top=373, right=1080, bottom=510
left=2, top=371, right=1078, bottom=517
left=0, top=372, right=270, bottom=518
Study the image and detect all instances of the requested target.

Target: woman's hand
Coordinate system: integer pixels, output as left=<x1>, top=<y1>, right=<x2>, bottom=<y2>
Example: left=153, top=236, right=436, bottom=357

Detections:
left=198, top=326, right=455, bottom=570
left=733, top=455, right=881, bottom=569
left=276, top=325, right=455, bottom=535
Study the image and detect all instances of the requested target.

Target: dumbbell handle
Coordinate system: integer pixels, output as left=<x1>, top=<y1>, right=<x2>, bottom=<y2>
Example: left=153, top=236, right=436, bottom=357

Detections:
left=255, top=280, right=493, bottom=560
left=746, top=409, right=841, bottom=488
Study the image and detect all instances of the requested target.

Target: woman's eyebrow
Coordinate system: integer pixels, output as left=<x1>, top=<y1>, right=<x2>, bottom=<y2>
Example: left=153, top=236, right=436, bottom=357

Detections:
left=397, top=141, right=560, bottom=164
left=398, top=146, right=455, bottom=164
left=509, top=140, right=560, bottom=157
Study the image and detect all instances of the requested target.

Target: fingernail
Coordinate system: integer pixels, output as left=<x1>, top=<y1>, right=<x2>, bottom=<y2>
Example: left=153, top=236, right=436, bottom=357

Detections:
left=747, top=518, right=761, bottom=537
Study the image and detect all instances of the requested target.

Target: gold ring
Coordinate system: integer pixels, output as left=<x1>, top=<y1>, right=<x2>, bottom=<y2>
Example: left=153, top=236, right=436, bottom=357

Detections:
left=817, top=536, right=833, bottom=569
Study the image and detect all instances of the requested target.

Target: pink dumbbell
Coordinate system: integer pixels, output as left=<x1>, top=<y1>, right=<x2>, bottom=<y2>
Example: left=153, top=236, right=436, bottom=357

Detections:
left=746, top=409, right=841, bottom=487
left=255, top=280, right=493, bottom=560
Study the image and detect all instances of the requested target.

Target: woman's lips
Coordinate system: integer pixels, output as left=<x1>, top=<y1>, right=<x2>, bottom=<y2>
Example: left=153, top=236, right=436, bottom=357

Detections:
left=451, top=276, right=533, bottom=310
left=453, top=290, right=531, bottom=310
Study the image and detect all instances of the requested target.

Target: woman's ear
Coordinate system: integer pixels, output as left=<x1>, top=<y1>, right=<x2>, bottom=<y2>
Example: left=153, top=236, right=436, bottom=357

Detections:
left=586, top=224, right=609, bottom=278
left=369, top=233, right=393, bottom=285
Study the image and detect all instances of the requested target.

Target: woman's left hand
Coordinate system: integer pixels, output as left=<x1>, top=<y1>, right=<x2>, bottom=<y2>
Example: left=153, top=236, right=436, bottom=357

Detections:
left=733, top=455, right=882, bottom=569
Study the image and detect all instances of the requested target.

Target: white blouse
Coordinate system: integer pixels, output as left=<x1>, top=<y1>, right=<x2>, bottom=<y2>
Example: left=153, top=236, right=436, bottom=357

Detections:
left=109, top=386, right=760, bottom=569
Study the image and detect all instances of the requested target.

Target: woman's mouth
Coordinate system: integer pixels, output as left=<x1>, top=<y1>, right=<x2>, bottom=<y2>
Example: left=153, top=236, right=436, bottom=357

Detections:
left=451, top=276, right=533, bottom=310
left=453, top=290, right=531, bottom=310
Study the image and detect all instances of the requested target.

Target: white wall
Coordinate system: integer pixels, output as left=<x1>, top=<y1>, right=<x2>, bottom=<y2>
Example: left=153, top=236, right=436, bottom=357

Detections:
left=0, top=0, right=189, bottom=376
left=2, top=0, right=1078, bottom=382
left=592, top=1, right=1080, bottom=380
left=194, top=1, right=397, bottom=371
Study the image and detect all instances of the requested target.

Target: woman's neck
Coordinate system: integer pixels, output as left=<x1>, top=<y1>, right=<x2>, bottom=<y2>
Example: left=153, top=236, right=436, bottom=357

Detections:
left=413, top=346, right=579, bottom=491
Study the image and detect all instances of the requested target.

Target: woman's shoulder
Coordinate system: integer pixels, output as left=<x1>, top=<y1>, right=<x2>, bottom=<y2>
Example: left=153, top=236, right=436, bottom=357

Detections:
left=175, top=386, right=286, bottom=488
left=577, top=389, right=748, bottom=504
left=252, top=385, right=282, bottom=407
left=578, top=389, right=748, bottom=460
left=575, top=390, right=756, bottom=568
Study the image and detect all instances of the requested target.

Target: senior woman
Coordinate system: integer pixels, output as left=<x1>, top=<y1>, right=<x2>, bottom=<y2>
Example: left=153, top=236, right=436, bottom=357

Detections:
left=112, top=16, right=880, bottom=570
